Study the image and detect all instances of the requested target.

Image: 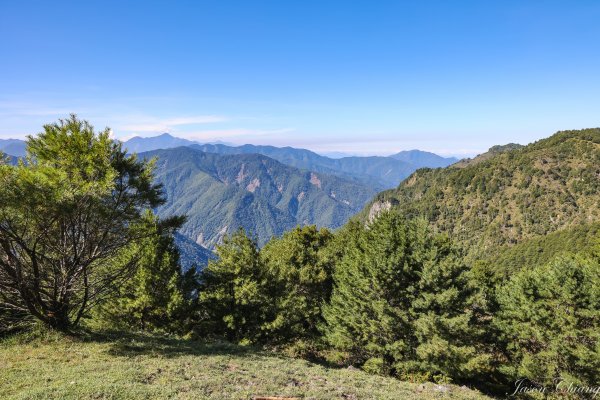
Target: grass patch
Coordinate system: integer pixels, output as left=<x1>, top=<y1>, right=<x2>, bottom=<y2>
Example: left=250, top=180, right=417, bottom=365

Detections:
left=0, top=331, right=491, bottom=399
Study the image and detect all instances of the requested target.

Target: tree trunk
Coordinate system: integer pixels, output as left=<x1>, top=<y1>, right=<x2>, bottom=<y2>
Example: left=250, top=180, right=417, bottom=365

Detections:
left=45, top=303, right=71, bottom=331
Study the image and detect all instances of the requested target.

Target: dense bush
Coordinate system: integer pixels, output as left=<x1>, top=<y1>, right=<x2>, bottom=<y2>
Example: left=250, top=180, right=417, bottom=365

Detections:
left=495, top=255, right=600, bottom=386
left=196, top=226, right=335, bottom=346
left=322, top=211, right=490, bottom=382
left=97, top=212, right=197, bottom=334
left=260, top=226, right=334, bottom=343
left=196, top=229, right=269, bottom=343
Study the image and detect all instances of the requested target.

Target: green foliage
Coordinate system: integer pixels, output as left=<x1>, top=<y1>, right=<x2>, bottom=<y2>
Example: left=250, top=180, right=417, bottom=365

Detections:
left=197, top=229, right=269, bottom=343
left=411, top=235, right=491, bottom=381
left=196, top=225, right=335, bottom=347
left=361, top=129, right=600, bottom=260
left=322, top=211, right=489, bottom=381
left=362, top=357, right=386, bottom=375
left=322, top=213, right=422, bottom=368
left=260, top=225, right=333, bottom=343
left=495, top=255, right=600, bottom=386
left=483, top=222, right=600, bottom=278
left=0, top=115, right=165, bottom=331
left=98, top=212, right=196, bottom=333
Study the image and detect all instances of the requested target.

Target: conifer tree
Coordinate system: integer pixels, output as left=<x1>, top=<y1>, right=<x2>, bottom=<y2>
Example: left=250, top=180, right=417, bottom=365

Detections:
left=0, top=115, right=164, bottom=331
left=495, top=255, right=600, bottom=386
left=198, top=229, right=268, bottom=343
left=322, top=211, right=487, bottom=380
left=411, top=235, right=491, bottom=380
left=260, top=225, right=333, bottom=342
left=322, top=212, right=425, bottom=372
left=99, top=212, right=195, bottom=333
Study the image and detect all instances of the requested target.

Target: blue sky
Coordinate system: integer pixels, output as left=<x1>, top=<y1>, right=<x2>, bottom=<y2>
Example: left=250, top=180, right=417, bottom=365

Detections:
left=1, top=1, right=599, bottom=157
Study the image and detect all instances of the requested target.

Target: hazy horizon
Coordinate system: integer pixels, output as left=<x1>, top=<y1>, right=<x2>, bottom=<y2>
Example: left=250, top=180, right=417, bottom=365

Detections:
left=0, top=130, right=511, bottom=159
left=2, top=2, right=600, bottom=157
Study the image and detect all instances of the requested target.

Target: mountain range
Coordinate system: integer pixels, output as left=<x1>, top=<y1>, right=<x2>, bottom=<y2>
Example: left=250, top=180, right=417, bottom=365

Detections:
left=0, top=139, right=26, bottom=157
left=122, top=133, right=235, bottom=153
left=123, top=133, right=197, bottom=153
left=189, top=143, right=423, bottom=189
left=360, top=128, right=600, bottom=261
left=4, top=128, right=599, bottom=276
left=122, top=133, right=458, bottom=189
left=390, top=149, right=459, bottom=168
left=143, top=146, right=379, bottom=249
left=1, top=134, right=458, bottom=189
left=1, top=133, right=460, bottom=266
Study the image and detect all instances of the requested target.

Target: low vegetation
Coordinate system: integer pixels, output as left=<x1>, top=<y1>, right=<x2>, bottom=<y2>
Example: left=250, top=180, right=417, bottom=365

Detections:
left=0, top=331, right=490, bottom=400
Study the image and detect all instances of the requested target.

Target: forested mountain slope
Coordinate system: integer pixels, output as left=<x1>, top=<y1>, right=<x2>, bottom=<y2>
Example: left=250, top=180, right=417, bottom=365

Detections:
left=486, top=222, right=600, bottom=275
left=362, top=128, right=600, bottom=257
left=1, top=154, right=19, bottom=165
left=173, top=232, right=216, bottom=270
left=145, top=147, right=379, bottom=248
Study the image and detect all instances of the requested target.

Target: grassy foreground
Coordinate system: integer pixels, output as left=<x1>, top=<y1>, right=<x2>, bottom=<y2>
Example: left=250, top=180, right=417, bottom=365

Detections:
left=0, top=332, right=491, bottom=400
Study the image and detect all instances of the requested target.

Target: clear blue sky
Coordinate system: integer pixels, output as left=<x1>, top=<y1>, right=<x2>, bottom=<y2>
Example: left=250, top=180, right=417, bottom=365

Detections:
left=1, top=1, right=599, bottom=157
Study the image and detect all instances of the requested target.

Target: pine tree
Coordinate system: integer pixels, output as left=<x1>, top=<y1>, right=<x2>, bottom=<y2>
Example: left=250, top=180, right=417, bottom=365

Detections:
left=0, top=115, right=164, bottom=331
left=495, top=255, right=600, bottom=386
left=260, top=225, right=333, bottom=343
left=322, top=211, right=488, bottom=381
left=322, top=212, right=424, bottom=373
left=411, top=235, right=491, bottom=381
left=198, top=229, right=268, bottom=344
left=99, top=212, right=195, bottom=333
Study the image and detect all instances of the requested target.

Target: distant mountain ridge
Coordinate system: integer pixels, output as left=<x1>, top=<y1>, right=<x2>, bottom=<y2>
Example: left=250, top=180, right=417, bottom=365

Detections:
left=1, top=134, right=460, bottom=189
left=144, top=146, right=379, bottom=249
left=453, top=143, right=524, bottom=168
left=189, top=143, right=417, bottom=189
left=123, top=133, right=458, bottom=189
left=0, top=139, right=26, bottom=157
left=390, top=149, right=458, bottom=168
left=2, top=133, right=463, bottom=266
left=123, top=133, right=198, bottom=153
